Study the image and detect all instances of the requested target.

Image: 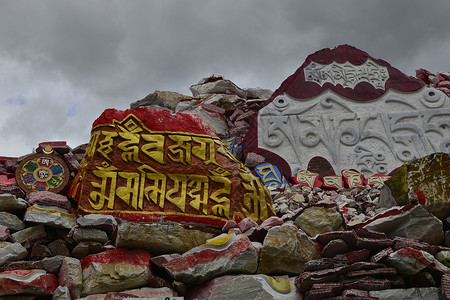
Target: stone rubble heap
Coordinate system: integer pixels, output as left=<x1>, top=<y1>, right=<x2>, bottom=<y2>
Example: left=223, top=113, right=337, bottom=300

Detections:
left=0, top=72, right=450, bottom=300
left=416, top=68, right=450, bottom=97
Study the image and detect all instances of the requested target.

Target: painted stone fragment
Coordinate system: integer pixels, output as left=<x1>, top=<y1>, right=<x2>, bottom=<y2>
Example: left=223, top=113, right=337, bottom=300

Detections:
left=69, top=108, right=274, bottom=227
left=0, top=269, right=58, bottom=296
left=161, top=233, right=258, bottom=285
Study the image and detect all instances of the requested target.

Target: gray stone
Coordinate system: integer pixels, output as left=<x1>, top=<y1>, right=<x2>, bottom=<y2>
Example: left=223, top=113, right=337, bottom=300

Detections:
left=0, top=211, right=25, bottom=232
left=71, top=242, right=103, bottom=259
left=76, top=214, right=118, bottom=237
left=0, top=193, right=27, bottom=211
left=10, top=224, right=47, bottom=249
left=363, top=204, right=444, bottom=245
left=369, top=287, right=442, bottom=299
left=257, top=224, right=321, bottom=275
left=294, top=205, right=344, bottom=238
left=115, top=222, right=217, bottom=256
left=42, top=256, right=65, bottom=273
left=72, top=228, right=109, bottom=244
left=187, top=275, right=300, bottom=300
left=245, top=87, right=273, bottom=99
left=0, top=242, right=28, bottom=266
left=52, top=286, right=71, bottom=300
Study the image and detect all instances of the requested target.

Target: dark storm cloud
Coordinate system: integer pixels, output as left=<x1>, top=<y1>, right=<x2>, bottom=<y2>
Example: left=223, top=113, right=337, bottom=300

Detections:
left=0, top=0, right=449, bottom=156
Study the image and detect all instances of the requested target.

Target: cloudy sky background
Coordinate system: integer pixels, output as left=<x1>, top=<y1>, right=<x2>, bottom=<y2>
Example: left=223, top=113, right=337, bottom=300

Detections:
left=1, top=0, right=449, bottom=157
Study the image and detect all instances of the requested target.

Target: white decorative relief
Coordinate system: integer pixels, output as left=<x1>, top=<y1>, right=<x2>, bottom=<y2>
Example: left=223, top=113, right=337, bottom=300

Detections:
left=304, top=58, right=389, bottom=89
left=257, top=87, right=450, bottom=176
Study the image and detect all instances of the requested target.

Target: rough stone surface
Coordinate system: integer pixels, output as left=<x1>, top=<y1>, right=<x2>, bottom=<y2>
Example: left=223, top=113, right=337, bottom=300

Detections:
left=0, top=211, right=25, bottom=232
left=115, top=221, right=218, bottom=255
left=0, top=193, right=27, bottom=211
left=187, top=275, right=300, bottom=300
left=162, top=233, right=258, bottom=285
left=72, top=228, right=109, bottom=244
left=294, top=205, right=344, bottom=238
left=80, top=248, right=152, bottom=296
left=381, top=153, right=450, bottom=219
left=0, top=242, right=28, bottom=266
left=363, top=204, right=444, bottom=245
left=257, top=224, right=321, bottom=275
left=370, top=287, right=442, bottom=299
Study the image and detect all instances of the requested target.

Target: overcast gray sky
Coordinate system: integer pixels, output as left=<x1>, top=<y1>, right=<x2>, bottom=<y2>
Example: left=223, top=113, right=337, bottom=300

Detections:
left=1, top=0, right=449, bottom=157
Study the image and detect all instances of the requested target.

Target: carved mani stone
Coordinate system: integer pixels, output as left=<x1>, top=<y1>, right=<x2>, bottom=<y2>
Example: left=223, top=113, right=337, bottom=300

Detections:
left=244, top=44, right=450, bottom=178
left=69, top=108, right=274, bottom=227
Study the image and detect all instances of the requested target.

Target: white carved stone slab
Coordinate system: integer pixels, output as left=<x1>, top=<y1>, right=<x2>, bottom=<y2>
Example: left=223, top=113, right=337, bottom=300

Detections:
left=257, top=87, right=450, bottom=176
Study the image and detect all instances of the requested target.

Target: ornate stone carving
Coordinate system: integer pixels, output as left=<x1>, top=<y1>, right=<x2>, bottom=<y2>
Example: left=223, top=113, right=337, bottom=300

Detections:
left=257, top=88, right=450, bottom=176
left=304, top=58, right=389, bottom=89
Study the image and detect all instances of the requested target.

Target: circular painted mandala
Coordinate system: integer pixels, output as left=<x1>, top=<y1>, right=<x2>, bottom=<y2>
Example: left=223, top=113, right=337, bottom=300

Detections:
left=15, top=153, right=70, bottom=194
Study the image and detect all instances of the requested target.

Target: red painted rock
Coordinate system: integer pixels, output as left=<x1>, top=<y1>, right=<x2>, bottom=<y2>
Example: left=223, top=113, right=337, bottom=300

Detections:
left=162, top=233, right=258, bottom=285
left=0, top=269, right=58, bottom=296
left=28, top=191, right=73, bottom=212
left=69, top=108, right=274, bottom=227
left=80, top=248, right=153, bottom=296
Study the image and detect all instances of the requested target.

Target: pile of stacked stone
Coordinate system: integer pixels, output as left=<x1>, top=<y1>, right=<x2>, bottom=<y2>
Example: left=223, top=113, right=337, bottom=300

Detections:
left=416, top=68, right=450, bottom=97
left=131, top=74, right=273, bottom=160
left=1, top=73, right=450, bottom=300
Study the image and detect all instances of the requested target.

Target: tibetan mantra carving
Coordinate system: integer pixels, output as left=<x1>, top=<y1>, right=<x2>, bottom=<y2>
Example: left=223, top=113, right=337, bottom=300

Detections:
left=304, top=58, right=389, bottom=89
left=69, top=108, right=274, bottom=227
left=258, top=87, right=450, bottom=176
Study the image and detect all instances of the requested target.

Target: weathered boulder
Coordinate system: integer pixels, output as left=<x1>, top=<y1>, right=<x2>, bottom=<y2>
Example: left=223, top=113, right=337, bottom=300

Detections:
left=69, top=108, right=274, bottom=227
left=380, top=153, right=450, bottom=219
left=294, top=204, right=344, bottom=238
left=362, top=204, right=444, bottom=245
left=186, top=274, right=300, bottom=300
left=257, top=224, right=320, bottom=275
left=162, top=233, right=258, bottom=285
left=115, top=221, right=219, bottom=255
left=80, top=248, right=152, bottom=296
